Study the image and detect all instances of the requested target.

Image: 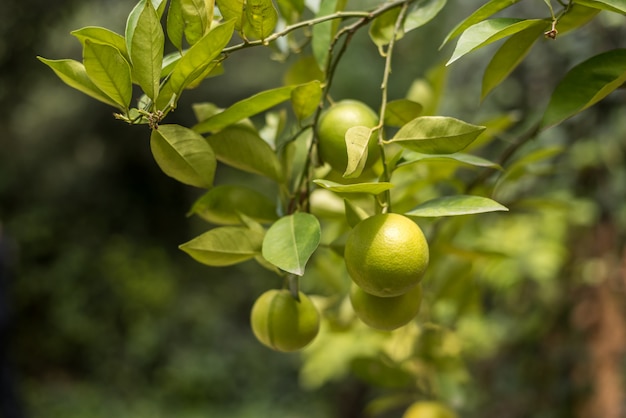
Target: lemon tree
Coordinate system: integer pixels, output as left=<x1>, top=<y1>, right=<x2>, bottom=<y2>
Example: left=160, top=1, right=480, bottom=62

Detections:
left=38, top=0, right=626, bottom=414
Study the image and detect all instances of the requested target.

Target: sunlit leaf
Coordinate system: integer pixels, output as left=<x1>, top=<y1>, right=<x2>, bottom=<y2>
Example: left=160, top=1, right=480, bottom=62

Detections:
left=156, top=19, right=234, bottom=109
left=542, top=49, right=626, bottom=128
left=404, top=0, right=447, bottom=33
left=167, top=0, right=185, bottom=51
left=292, top=80, right=323, bottom=121
left=369, top=7, right=402, bottom=47
left=384, top=99, right=423, bottom=127
left=313, top=179, right=393, bottom=195
left=189, top=184, right=278, bottom=225
left=181, top=0, right=213, bottom=45
left=244, top=0, right=279, bottom=39
left=125, top=0, right=146, bottom=56
left=344, top=126, right=375, bottom=179
left=216, top=0, right=245, bottom=30
left=574, top=0, right=626, bottom=14
left=262, top=213, right=321, bottom=275
left=557, top=4, right=601, bottom=34
left=406, top=195, right=508, bottom=217
left=391, top=116, right=486, bottom=154
left=71, top=27, right=129, bottom=61
left=194, top=84, right=297, bottom=133
left=399, top=152, right=502, bottom=170
left=447, top=19, right=546, bottom=65
left=179, top=225, right=264, bottom=266
left=130, top=0, right=164, bottom=100
left=37, top=57, right=120, bottom=108
left=441, top=0, right=523, bottom=47
left=283, top=55, right=325, bottom=85
left=83, top=40, right=132, bottom=110
left=206, top=126, right=284, bottom=182
left=150, top=124, right=216, bottom=188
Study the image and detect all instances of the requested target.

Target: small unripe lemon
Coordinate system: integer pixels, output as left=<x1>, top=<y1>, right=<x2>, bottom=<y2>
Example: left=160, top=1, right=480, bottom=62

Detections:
left=317, top=100, right=379, bottom=173
left=345, top=213, right=429, bottom=297
left=250, top=289, right=320, bottom=352
left=402, top=401, right=458, bottom=418
left=350, top=283, right=423, bottom=330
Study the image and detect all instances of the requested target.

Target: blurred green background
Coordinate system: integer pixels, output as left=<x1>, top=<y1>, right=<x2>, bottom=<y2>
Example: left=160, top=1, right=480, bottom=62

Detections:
left=1, top=1, right=625, bottom=417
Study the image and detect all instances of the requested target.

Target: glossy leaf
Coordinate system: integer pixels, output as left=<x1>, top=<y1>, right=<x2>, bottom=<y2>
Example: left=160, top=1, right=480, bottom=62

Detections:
left=313, top=179, right=393, bottom=195
left=37, top=58, right=120, bottom=108
left=344, top=126, right=375, bottom=179
left=156, top=19, right=235, bottom=109
left=71, top=27, right=129, bottom=61
left=391, top=116, right=486, bottom=154
left=131, top=0, right=164, bottom=100
left=181, top=0, right=213, bottom=45
left=291, top=80, right=323, bottom=120
left=262, top=213, right=321, bottom=276
left=206, top=126, right=284, bottom=182
left=574, top=0, right=626, bottom=14
left=399, top=152, right=502, bottom=170
left=404, top=0, right=447, bottom=32
left=406, top=195, right=508, bottom=217
left=189, top=184, right=278, bottom=225
left=83, top=40, right=132, bottom=110
left=447, top=19, right=546, bottom=65
left=542, top=49, right=626, bottom=128
left=312, top=0, right=347, bottom=71
left=150, top=124, right=216, bottom=188
left=179, top=225, right=265, bottom=266
left=245, top=0, right=278, bottom=39
left=384, top=99, right=423, bottom=127
left=441, top=0, right=523, bottom=47
left=216, top=0, right=245, bottom=30
left=125, top=0, right=146, bottom=56
left=481, top=23, right=546, bottom=99
left=194, top=85, right=297, bottom=133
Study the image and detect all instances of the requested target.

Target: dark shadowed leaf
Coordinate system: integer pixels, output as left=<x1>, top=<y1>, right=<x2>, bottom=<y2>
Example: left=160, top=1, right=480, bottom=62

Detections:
left=262, top=213, right=321, bottom=275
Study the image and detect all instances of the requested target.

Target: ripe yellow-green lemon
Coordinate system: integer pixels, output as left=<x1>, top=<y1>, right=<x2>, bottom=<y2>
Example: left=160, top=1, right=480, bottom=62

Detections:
left=402, top=401, right=458, bottom=418
left=250, top=289, right=320, bottom=352
left=350, top=283, right=422, bottom=331
left=344, top=213, right=429, bottom=297
left=317, top=100, right=379, bottom=173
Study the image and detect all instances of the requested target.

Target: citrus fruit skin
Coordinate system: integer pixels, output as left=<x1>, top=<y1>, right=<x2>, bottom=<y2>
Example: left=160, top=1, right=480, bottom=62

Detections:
left=250, top=289, right=320, bottom=352
left=350, top=283, right=423, bottom=331
left=345, top=213, right=429, bottom=297
left=402, top=401, right=458, bottom=418
left=317, top=100, right=379, bottom=173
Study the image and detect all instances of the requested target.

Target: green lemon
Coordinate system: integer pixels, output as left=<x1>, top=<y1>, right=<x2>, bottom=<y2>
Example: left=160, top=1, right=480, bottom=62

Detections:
left=350, top=283, right=423, bottom=330
left=317, top=100, right=379, bottom=173
left=250, top=289, right=320, bottom=352
left=345, top=213, right=429, bottom=297
left=402, top=401, right=458, bottom=418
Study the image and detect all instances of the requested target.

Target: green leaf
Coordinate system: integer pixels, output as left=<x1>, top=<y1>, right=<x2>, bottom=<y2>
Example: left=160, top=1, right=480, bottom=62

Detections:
left=71, top=27, right=130, bottom=61
left=344, top=199, right=369, bottom=228
left=131, top=0, right=165, bottom=100
left=344, top=126, right=375, bottom=179
left=150, top=124, right=216, bottom=188
left=313, top=179, right=393, bottom=195
left=245, top=0, right=279, bottom=39
left=440, top=0, right=523, bottom=47
left=574, top=0, right=626, bottom=14
left=83, top=40, right=132, bottom=110
left=216, top=0, right=245, bottom=30
left=406, top=195, right=508, bottom=217
left=369, top=8, right=402, bottom=47
left=37, top=58, right=120, bottom=108
left=283, top=55, right=325, bottom=85
left=399, top=152, right=502, bottom=170
left=542, top=49, right=626, bottom=128
left=156, top=19, right=235, bottom=109
left=194, top=85, right=297, bottom=133
left=391, top=116, right=486, bottom=154
left=125, top=0, right=146, bottom=57
left=447, top=18, right=546, bottom=66
left=180, top=0, right=213, bottom=45
left=167, top=0, right=185, bottom=51
left=404, top=0, right=447, bottom=33
left=180, top=225, right=264, bottom=266
left=189, top=184, right=278, bottom=225
left=206, top=126, right=284, bottom=182
left=384, top=99, right=423, bottom=127
left=276, top=0, right=305, bottom=24
left=262, top=213, right=321, bottom=276
left=291, top=80, right=323, bottom=120
left=311, top=0, right=347, bottom=71
left=557, top=4, right=601, bottom=34
left=481, top=23, right=546, bottom=100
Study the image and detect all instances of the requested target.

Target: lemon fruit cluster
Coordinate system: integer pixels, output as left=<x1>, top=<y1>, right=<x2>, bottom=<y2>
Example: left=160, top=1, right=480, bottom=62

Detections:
left=345, top=213, right=429, bottom=330
left=250, top=289, right=320, bottom=352
left=317, top=100, right=379, bottom=173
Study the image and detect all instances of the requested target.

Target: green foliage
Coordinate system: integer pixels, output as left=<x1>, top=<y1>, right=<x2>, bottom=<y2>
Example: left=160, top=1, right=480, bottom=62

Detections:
left=34, top=0, right=626, bottom=415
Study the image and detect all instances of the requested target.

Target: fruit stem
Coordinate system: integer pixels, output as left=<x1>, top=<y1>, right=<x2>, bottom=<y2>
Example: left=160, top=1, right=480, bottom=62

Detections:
left=376, top=1, right=410, bottom=214
left=287, top=274, right=301, bottom=302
